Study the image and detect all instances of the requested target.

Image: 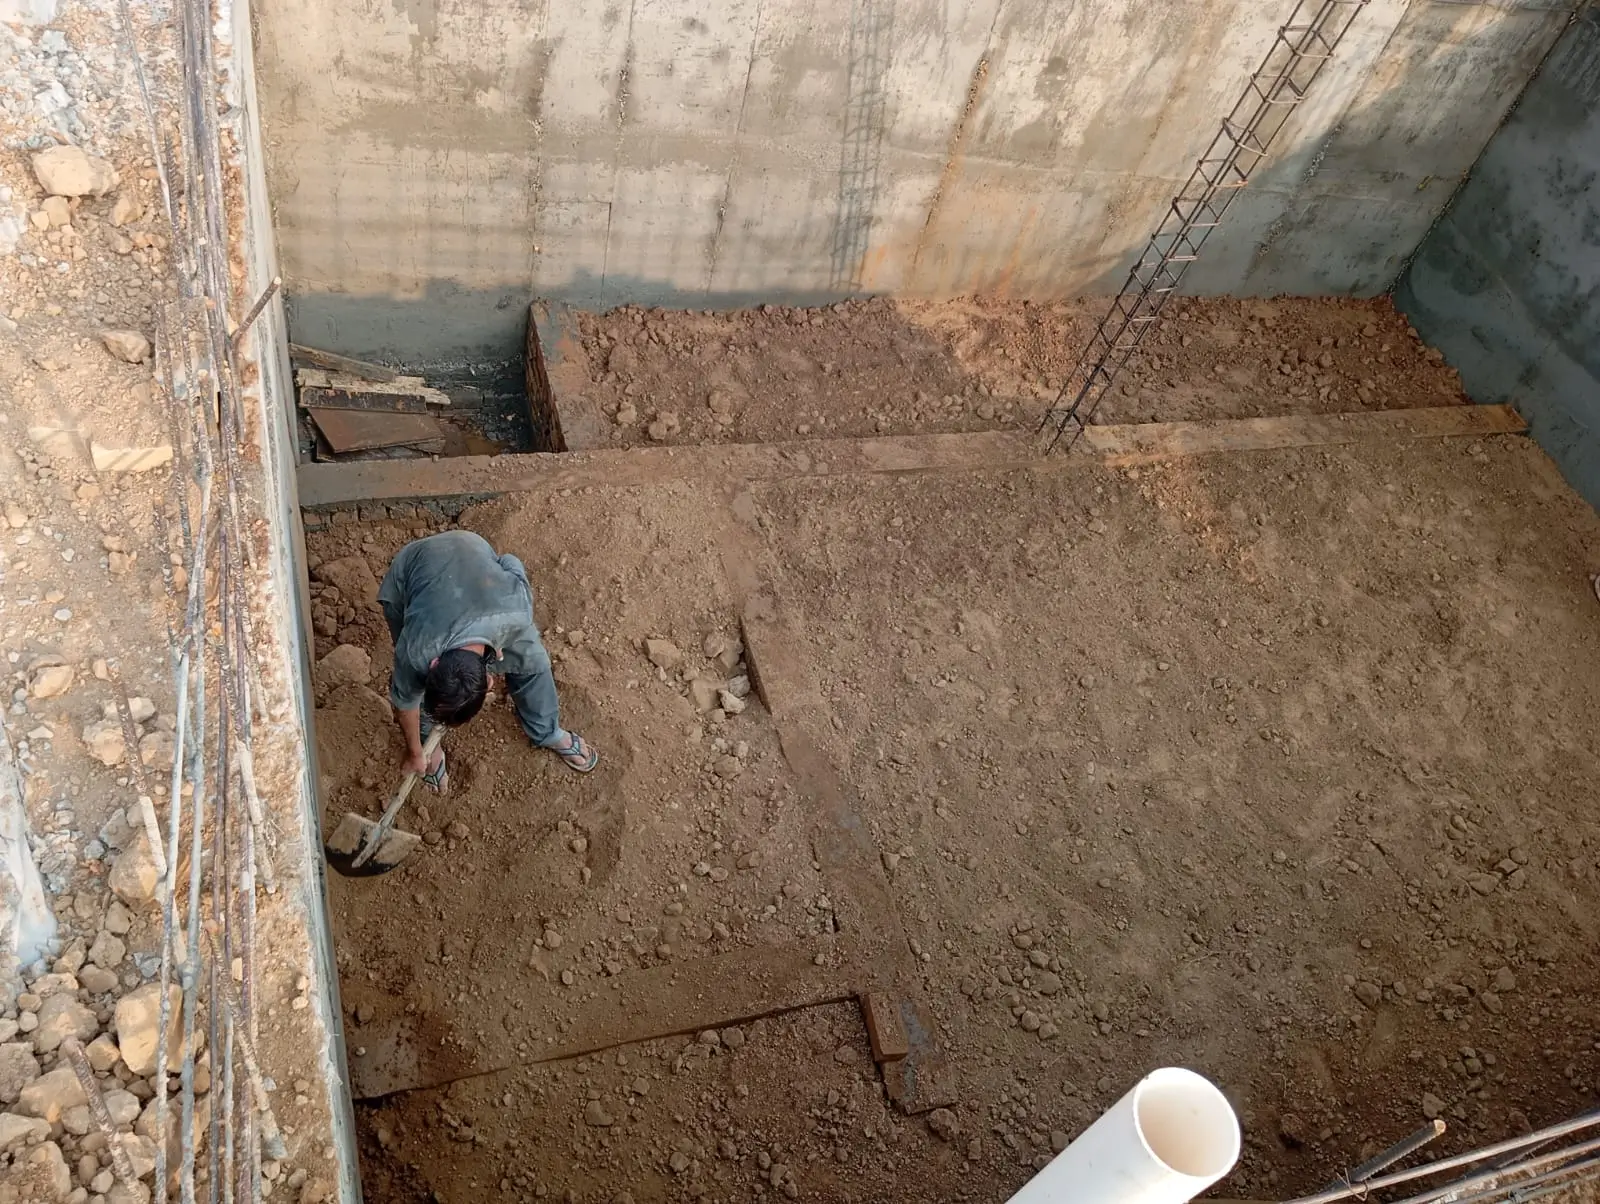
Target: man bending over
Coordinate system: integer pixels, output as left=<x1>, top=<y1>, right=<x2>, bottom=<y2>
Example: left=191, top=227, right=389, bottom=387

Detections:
left=378, top=530, right=597, bottom=785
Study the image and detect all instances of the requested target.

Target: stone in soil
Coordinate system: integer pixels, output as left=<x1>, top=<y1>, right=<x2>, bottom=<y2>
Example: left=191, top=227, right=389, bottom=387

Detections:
left=0, top=1042, right=41, bottom=1104
left=15, top=1067, right=87, bottom=1122
left=926, top=1108, right=962, bottom=1142
left=316, top=644, right=372, bottom=691
left=645, top=638, right=683, bottom=671
left=0, top=1112, right=49, bottom=1151
left=31, top=994, right=98, bottom=1053
left=81, top=719, right=126, bottom=767
left=101, top=330, right=152, bottom=364
left=108, top=831, right=161, bottom=905
left=31, top=145, right=117, bottom=197
left=28, top=664, right=74, bottom=699
left=115, top=982, right=184, bottom=1076
left=312, top=556, right=379, bottom=606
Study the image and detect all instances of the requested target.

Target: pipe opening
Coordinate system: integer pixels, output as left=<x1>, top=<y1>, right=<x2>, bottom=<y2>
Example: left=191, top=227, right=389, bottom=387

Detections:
left=1133, top=1069, right=1242, bottom=1180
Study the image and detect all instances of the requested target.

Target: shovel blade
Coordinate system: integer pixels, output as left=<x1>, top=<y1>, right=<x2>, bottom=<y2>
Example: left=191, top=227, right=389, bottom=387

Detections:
left=324, top=814, right=422, bottom=878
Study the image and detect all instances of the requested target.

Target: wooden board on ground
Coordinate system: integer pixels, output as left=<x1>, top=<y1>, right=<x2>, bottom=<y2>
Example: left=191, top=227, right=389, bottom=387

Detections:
left=296, top=369, right=451, bottom=406
left=350, top=936, right=860, bottom=1099
left=309, top=408, right=445, bottom=455
left=289, top=343, right=401, bottom=382
left=300, top=386, right=428, bottom=415
left=297, top=406, right=1526, bottom=508
left=1082, top=403, right=1527, bottom=465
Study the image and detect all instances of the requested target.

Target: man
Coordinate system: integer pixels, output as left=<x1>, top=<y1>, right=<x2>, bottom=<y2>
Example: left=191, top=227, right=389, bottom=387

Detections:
left=378, top=530, right=597, bottom=785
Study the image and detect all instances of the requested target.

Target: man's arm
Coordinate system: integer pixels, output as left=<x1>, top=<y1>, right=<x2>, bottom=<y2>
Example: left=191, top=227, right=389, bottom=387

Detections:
left=396, top=707, right=427, bottom=774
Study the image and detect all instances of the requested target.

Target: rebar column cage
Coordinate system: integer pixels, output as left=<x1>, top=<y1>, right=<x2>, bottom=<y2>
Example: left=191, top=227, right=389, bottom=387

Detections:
left=1038, top=0, right=1370, bottom=452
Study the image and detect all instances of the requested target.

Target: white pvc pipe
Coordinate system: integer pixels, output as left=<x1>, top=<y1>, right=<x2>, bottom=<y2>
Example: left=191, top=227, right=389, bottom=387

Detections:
left=1007, top=1067, right=1241, bottom=1204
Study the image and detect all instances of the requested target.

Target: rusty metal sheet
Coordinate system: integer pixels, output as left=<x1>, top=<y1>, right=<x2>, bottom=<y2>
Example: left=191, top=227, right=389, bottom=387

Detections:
left=309, top=407, right=444, bottom=455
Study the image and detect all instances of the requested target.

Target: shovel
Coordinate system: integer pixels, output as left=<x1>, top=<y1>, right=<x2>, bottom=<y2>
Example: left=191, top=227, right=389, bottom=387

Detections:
left=324, top=728, right=443, bottom=877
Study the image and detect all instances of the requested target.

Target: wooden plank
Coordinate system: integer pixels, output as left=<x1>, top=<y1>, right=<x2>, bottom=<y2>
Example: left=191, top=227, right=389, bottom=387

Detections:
left=288, top=343, right=400, bottom=383
left=309, top=408, right=444, bottom=455
left=300, top=386, right=429, bottom=415
left=348, top=935, right=863, bottom=1099
left=297, top=406, right=1526, bottom=508
left=1083, top=404, right=1527, bottom=466
left=861, top=992, right=910, bottom=1062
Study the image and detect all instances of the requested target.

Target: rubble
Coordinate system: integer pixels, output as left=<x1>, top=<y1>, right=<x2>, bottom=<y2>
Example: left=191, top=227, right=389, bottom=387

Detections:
left=115, top=983, right=183, bottom=1076
left=30, top=145, right=117, bottom=196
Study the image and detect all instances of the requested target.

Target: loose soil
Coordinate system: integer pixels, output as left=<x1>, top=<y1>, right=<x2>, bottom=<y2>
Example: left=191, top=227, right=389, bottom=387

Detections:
left=569, top=296, right=1463, bottom=449
left=311, top=301, right=1600, bottom=1204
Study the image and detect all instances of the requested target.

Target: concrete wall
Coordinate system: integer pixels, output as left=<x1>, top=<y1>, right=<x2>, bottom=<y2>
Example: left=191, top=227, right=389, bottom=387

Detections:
left=1398, top=3, right=1600, bottom=509
left=252, top=0, right=1573, bottom=365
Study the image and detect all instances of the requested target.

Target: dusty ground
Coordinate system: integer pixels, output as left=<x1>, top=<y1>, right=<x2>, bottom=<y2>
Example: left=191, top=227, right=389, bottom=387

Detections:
left=1, top=5, right=336, bottom=1202
left=309, top=299, right=1600, bottom=1204
left=569, top=296, right=1463, bottom=449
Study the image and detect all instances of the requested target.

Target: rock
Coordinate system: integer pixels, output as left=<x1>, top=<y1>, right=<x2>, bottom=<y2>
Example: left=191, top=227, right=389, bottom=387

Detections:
left=1034, top=971, right=1062, bottom=996
left=90, top=442, right=174, bottom=472
left=725, top=675, right=751, bottom=699
left=713, top=755, right=743, bottom=780
left=137, top=730, right=174, bottom=768
left=101, top=330, right=152, bottom=364
left=126, top=697, right=156, bottom=723
left=1492, top=966, right=1517, bottom=993
left=84, top=1034, right=121, bottom=1072
left=1480, top=990, right=1502, bottom=1015
left=1468, top=872, right=1500, bottom=896
left=720, top=1027, right=746, bottom=1050
left=16, top=1067, right=86, bottom=1122
left=583, top=1100, right=614, bottom=1127
left=114, top=1132, right=157, bottom=1179
left=0, top=1112, right=48, bottom=1150
left=109, top=832, right=161, bottom=905
left=645, top=411, right=680, bottom=441
left=80, top=965, right=119, bottom=994
left=81, top=719, right=126, bottom=766
left=19, top=1140, right=72, bottom=1200
left=707, top=389, right=739, bottom=418
left=0, top=1042, right=41, bottom=1104
left=109, top=193, right=141, bottom=226
left=645, top=638, right=683, bottom=671
left=719, top=690, right=746, bottom=716
left=614, top=402, right=637, bottom=427
left=688, top=678, right=720, bottom=713
left=831, top=1044, right=857, bottom=1065
left=28, top=664, right=74, bottom=698
left=103, top=1088, right=140, bottom=1127
left=31, top=145, right=117, bottom=197
left=927, top=1108, right=962, bottom=1142
left=315, top=645, right=372, bottom=691
left=115, top=983, right=183, bottom=1076
left=88, top=930, right=126, bottom=969
left=1353, top=981, right=1382, bottom=1009
left=1422, top=1091, right=1446, bottom=1120
left=103, top=899, right=133, bottom=935
left=32, top=994, right=98, bottom=1052
left=109, top=1177, right=153, bottom=1204
left=311, top=556, right=379, bottom=607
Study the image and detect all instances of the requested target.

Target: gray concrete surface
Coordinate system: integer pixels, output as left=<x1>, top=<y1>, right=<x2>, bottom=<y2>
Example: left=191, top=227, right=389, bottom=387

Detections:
left=1398, top=4, right=1600, bottom=510
left=252, top=0, right=1571, bottom=365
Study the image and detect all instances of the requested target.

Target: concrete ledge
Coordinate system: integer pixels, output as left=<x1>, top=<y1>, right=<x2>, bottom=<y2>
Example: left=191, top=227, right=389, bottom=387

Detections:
left=297, top=406, right=1527, bottom=509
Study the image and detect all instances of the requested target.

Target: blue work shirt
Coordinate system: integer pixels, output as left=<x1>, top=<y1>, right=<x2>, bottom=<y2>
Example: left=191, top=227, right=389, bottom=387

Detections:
left=377, top=531, right=549, bottom=713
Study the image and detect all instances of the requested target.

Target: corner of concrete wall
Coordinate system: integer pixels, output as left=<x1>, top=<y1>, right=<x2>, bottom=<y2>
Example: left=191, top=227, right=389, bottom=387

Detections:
left=1396, top=3, right=1600, bottom=511
left=222, top=0, right=364, bottom=1197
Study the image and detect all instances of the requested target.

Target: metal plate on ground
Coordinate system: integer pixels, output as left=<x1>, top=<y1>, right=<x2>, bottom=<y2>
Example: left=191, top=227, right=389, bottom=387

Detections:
left=309, top=407, right=445, bottom=455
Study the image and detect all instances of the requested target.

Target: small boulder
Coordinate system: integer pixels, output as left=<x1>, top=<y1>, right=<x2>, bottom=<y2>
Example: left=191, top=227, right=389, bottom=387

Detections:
left=316, top=644, right=372, bottom=692
left=137, top=730, right=174, bottom=768
left=0, top=1042, right=41, bottom=1104
left=28, top=664, right=74, bottom=699
left=0, top=1112, right=49, bottom=1151
left=688, top=678, right=720, bottom=713
left=18, top=1140, right=72, bottom=1200
left=88, top=929, right=126, bottom=969
left=109, top=193, right=141, bottom=226
left=31, top=145, right=117, bottom=197
left=645, top=638, right=683, bottom=672
left=311, top=556, right=379, bottom=606
left=81, top=719, right=126, bottom=766
left=32, top=994, right=98, bottom=1053
left=115, top=982, right=183, bottom=1076
left=16, top=1067, right=87, bottom=1122
left=109, top=831, right=162, bottom=905
left=645, top=411, right=681, bottom=442
left=101, top=330, right=152, bottom=364
left=85, top=1033, right=121, bottom=1072
left=927, top=1108, right=962, bottom=1143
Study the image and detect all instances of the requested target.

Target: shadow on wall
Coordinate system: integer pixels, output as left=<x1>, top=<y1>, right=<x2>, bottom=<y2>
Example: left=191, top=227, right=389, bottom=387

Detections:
left=282, top=1, right=1565, bottom=373
left=1396, top=2, right=1600, bottom=510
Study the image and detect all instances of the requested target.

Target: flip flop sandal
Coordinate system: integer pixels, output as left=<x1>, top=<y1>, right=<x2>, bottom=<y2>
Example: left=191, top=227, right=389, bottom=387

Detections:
left=553, top=733, right=598, bottom=774
left=421, top=750, right=449, bottom=794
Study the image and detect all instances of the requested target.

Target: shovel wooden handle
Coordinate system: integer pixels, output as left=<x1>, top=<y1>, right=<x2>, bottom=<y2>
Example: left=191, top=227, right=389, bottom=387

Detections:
left=351, top=728, right=444, bottom=869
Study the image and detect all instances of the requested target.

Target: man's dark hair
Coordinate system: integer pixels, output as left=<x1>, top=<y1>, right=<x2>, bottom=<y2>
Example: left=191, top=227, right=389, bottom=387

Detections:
left=424, top=648, right=488, bottom=726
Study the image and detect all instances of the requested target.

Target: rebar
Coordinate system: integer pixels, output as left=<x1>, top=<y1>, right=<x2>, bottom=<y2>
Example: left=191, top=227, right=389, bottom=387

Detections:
left=60, top=1039, right=140, bottom=1186
left=1039, top=0, right=1371, bottom=451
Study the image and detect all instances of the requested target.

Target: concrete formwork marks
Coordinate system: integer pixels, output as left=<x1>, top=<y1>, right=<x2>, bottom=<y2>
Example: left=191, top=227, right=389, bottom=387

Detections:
left=254, top=0, right=1575, bottom=363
